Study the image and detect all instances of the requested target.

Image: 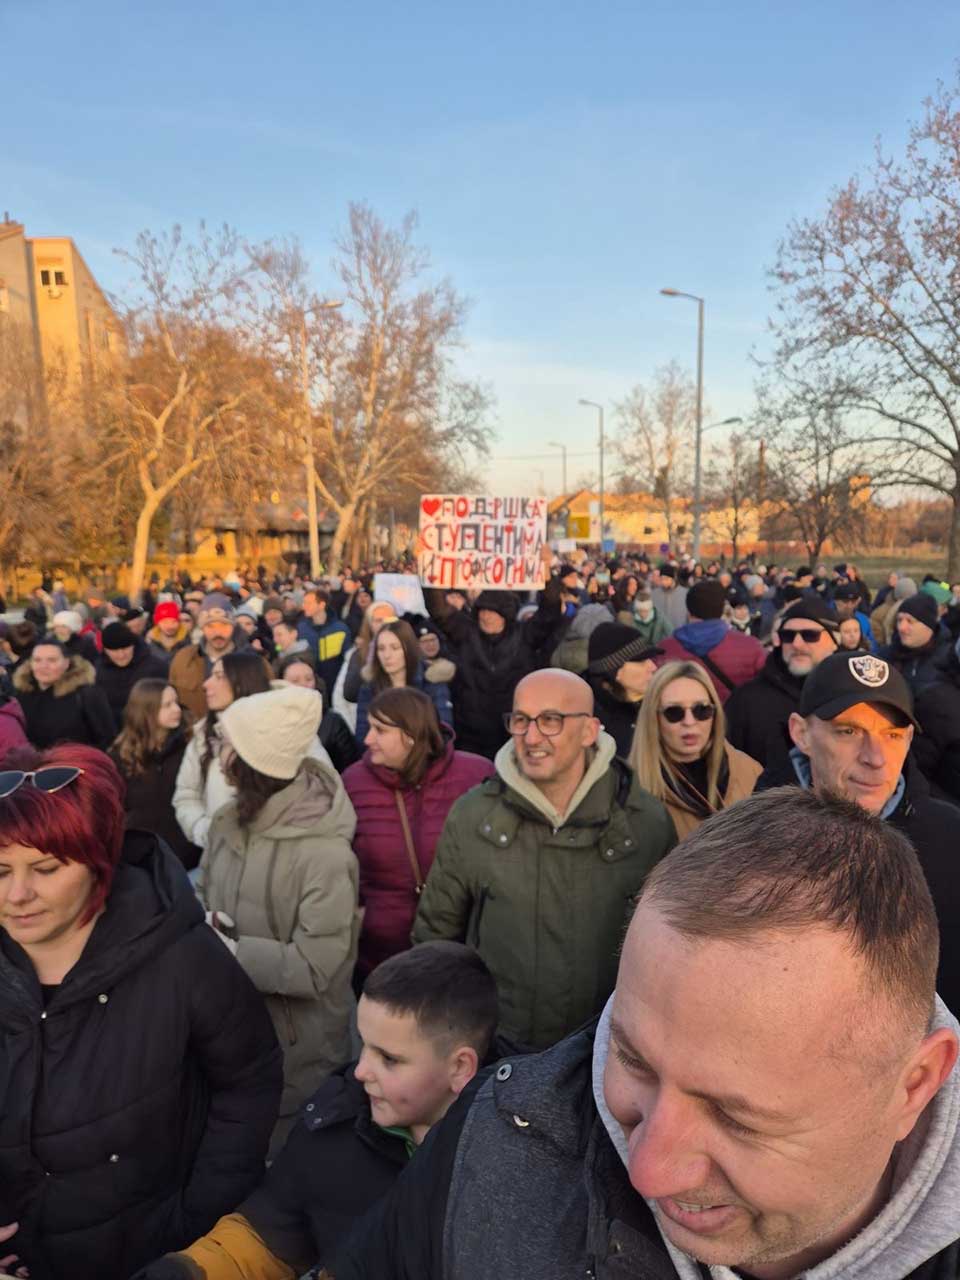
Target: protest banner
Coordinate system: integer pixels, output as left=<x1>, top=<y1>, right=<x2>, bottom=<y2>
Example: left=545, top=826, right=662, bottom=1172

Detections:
left=418, top=494, right=548, bottom=590
left=374, top=573, right=427, bottom=617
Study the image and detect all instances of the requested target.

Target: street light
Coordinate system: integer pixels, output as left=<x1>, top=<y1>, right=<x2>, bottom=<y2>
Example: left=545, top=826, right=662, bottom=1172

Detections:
left=300, top=299, right=343, bottom=578
left=578, top=400, right=604, bottom=549
left=547, top=440, right=568, bottom=494
left=660, top=287, right=706, bottom=560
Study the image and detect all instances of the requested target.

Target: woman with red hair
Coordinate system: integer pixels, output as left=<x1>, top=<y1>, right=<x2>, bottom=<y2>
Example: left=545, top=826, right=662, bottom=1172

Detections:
left=0, top=743, right=282, bottom=1280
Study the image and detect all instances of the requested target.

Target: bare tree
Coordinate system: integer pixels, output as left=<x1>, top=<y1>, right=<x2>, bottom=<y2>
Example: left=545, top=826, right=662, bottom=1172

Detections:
left=304, top=204, right=493, bottom=571
left=614, top=362, right=695, bottom=547
left=758, top=377, right=871, bottom=563
left=771, top=74, right=960, bottom=576
left=97, top=224, right=273, bottom=595
left=703, top=432, right=760, bottom=563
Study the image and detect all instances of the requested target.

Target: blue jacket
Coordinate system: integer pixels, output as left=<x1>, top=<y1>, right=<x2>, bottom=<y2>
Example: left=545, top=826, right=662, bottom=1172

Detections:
left=355, top=666, right=454, bottom=747
left=297, top=615, right=353, bottom=693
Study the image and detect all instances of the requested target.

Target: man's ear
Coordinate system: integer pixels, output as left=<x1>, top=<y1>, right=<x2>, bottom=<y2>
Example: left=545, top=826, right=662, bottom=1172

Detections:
left=448, top=1045, right=480, bottom=1095
left=583, top=715, right=601, bottom=747
left=894, top=1028, right=959, bottom=1142
left=788, top=711, right=809, bottom=752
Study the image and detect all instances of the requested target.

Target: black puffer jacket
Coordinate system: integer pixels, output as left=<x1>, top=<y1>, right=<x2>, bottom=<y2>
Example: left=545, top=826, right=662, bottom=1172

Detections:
left=426, top=583, right=564, bottom=759
left=0, top=832, right=283, bottom=1280
left=13, top=656, right=116, bottom=750
left=724, top=650, right=806, bottom=771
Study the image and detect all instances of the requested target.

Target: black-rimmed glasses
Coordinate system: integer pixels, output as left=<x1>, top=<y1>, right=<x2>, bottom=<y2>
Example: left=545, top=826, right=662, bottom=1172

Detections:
left=503, top=711, right=591, bottom=737
left=0, top=767, right=85, bottom=799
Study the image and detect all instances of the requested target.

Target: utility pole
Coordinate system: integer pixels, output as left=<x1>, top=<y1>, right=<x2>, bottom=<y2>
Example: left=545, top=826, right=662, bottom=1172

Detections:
left=578, top=401, right=605, bottom=548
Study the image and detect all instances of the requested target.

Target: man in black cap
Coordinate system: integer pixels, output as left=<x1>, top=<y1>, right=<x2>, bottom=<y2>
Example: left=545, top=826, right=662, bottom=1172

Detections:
left=725, top=598, right=840, bottom=771
left=656, top=579, right=766, bottom=704
left=757, top=648, right=960, bottom=1011
left=584, top=622, right=663, bottom=757
left=650, top=564, right=688, bottom=632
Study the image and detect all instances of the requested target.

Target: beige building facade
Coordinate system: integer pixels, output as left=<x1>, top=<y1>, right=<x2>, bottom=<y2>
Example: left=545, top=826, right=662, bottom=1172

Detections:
left=0, top=216, right=123, bottom=384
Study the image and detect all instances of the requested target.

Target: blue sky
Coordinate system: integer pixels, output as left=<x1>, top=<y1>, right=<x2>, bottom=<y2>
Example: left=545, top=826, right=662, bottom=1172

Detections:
left=5, top=0, right=960, bottom=492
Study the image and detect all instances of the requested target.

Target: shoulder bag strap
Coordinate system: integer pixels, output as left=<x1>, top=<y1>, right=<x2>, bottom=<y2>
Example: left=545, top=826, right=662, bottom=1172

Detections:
left=692, top=647, right=736, bottom=694
left=394, top=791, right=424, bottom=895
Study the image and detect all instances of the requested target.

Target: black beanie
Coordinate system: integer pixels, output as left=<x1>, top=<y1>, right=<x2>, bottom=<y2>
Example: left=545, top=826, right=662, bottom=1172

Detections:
left=898, top=592, right=939, bottom=632
left=686, top=580, right=727, bottom=620
left=102, top=622, right=137, bottom=650
left=587, top=622, right=663, bottom=674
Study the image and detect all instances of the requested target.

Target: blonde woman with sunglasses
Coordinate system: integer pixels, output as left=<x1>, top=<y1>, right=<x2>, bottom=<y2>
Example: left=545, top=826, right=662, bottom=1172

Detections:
left=629, top=660, right=762, bottom=839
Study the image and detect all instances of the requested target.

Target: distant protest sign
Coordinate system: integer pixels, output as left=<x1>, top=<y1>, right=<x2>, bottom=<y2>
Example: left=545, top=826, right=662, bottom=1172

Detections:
left=418, top=494, right=548, bottom=590
left=374, top=573, right=427, bottom=617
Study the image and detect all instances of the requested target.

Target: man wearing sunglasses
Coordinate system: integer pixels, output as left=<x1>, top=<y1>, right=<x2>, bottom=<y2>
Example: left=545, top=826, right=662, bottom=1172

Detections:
left=413, top=668, right=675, bottom=1051
left=725, top=599, right=839, bottom=771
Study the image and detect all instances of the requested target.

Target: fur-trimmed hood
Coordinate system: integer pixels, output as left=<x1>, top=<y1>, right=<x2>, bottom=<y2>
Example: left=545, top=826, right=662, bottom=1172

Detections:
left=13, top=654, right=96, bottom=697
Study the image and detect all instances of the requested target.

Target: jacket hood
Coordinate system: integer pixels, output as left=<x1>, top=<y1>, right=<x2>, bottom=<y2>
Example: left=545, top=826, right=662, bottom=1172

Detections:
left=593, top=993, right=960, bottom=1280
left=248, top=756, right=357, bottom=842
left=0, top=831, right=202, bottom=1024
left=494, top=730, right=618, bottom=829
left=12, top=654, right=96, bottom=697
left=568, top=604, right=616, bottom=641
left=0, top=698, right=26, bottom=730
left=671, top=617, right=730, bottom=656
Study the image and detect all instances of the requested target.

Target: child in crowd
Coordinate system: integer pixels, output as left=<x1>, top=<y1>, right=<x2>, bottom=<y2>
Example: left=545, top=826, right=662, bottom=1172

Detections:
left=135, top=941, right=498, bottom=1279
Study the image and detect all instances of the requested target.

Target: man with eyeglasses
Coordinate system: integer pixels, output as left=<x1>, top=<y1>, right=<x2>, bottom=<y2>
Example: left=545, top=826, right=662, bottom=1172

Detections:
left=725, top=599, right=839, bottom=771
left=412, top=668, right=675, bottom=1051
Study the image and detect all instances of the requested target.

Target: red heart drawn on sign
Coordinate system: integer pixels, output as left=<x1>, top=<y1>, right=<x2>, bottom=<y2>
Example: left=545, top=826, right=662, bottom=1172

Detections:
left=503, top=524, right=514, bottom=535
left=421, top=497, right=441, bottom=517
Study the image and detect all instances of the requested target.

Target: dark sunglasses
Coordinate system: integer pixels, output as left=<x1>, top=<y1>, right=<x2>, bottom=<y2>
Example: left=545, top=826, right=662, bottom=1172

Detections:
left=0, top=767, right=85, bottom=799
left=780, top=627, right=826, bottom=645
left=659, top=703, right=715, bottom=724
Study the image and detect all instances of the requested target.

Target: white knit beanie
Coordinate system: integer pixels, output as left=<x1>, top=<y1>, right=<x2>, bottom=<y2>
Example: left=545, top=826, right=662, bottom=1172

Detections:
left=220, top=685, right=322, bottom=779
left=53, top=610, right=83, bottom=634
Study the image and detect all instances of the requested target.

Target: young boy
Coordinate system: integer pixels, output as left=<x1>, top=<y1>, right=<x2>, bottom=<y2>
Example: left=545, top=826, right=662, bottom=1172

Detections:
left=136, top=942, right=498, bottom=1279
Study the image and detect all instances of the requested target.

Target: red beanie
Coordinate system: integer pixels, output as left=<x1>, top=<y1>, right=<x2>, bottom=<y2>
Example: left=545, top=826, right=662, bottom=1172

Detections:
left=153, top=601, right=181, bottom=625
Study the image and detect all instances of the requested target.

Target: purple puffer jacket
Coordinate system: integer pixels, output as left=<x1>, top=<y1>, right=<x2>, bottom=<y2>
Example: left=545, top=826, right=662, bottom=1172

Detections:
left=344, top=739, right=495, bottom=977
left=0, top=698, right=28, bottom=760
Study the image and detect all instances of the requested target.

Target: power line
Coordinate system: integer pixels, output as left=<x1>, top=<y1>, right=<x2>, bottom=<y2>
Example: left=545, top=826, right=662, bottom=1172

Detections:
left=489, top=450, right=597, bottom=461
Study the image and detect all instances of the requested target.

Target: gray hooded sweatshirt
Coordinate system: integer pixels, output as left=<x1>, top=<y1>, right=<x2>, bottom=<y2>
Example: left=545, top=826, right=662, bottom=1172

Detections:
left=592, top=994, right=960, bottom=1279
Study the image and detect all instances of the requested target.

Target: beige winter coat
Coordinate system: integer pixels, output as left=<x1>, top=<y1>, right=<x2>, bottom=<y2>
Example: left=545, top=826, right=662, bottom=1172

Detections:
left=199, top=759, right=361, bottom=1125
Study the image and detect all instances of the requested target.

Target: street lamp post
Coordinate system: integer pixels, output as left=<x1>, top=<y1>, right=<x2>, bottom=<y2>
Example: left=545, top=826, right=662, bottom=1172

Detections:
left=578, top=400, right=604, bottom=549
left=300, top=299, right=342, bottom=579
left=660, top=288, right=705, bottom=560
left=547, top=440, right=568, bottom=494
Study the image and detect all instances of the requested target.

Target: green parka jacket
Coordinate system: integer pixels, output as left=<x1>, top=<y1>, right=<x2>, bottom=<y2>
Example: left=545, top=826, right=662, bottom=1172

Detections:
left=200, top=759, right=361, bottom=1130
left=412, top=733, right=675, bottom=1049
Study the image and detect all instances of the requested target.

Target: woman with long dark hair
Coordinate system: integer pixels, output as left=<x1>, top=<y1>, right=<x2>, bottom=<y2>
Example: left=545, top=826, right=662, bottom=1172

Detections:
left=354, top=620, right=453, bottom=746
left=172, top=652, right=272, bottom=850
left=200, top=684, right=360, bottom=1149
left=0, top=743, right=280, bottom=1280
left=111, top=679, right=201, bottom=870
left=344, top=687, right=493, bottom=980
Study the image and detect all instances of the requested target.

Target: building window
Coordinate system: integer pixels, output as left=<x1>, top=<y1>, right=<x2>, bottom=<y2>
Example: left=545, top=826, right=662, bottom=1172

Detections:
left=54, top=270, right=66, bottom=286
left=40, top=269, right=51, bottom=286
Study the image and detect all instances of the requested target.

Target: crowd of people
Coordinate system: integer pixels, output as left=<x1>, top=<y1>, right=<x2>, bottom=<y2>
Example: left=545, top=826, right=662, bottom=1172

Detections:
left=0, top=548, right=957, bottom=1280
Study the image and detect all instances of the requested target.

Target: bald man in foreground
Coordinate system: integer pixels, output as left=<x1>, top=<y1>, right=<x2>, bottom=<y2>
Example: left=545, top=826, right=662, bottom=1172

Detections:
left=413, top=669, right=675, bottom=1049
